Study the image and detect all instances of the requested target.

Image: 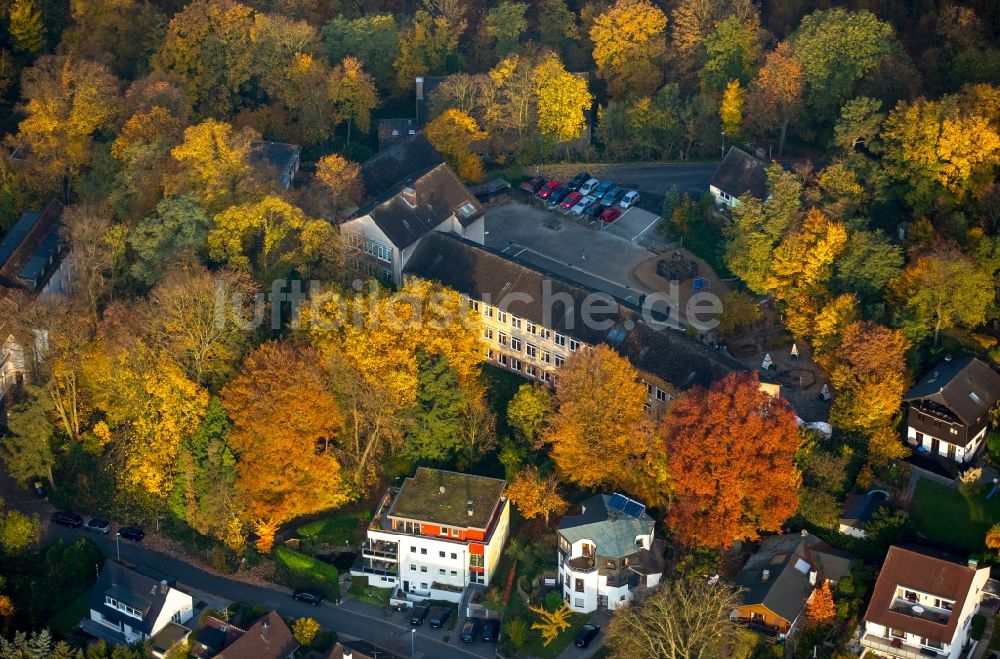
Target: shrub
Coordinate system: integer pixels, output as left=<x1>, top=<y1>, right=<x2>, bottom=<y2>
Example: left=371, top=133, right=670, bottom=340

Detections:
left=506, top=617, right=528, bottom=651
left=293, top=617, right=321, bottom=646
left=274, top=548, right=339, bottom=598
left=544, top=590, right=563, bottom=612
left=987, top=432, right=1000, bottom=464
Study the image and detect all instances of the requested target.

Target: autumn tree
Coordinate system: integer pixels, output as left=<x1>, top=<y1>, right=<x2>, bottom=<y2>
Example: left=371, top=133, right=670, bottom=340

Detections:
left=314, top=154, right=363, bottom=218
left=152, top=0, right=254, bottom=117
left=544, top=345, right=652, bottom=491
left=719, top=80, right=744, bottom=139
left=331, top=57, right=379, bottom=148
left=393, top=10, right=460, bottom=94
left=831, top=230, right=904, bottom=305
left=529, top=602, right=572, bottom=646
left=745, top=42, right=803, bottom=154
left=867, top=425, right=910, bottom=469
left=423, top=109, right=487, bottom=182
left=166, top=120, right=258, bottom=214
left=507, top=384, right=552, bottom=445
left=8, top=0, right=45, bottom=55
left=590, top=0, right=668, bottom=99
left=222, top=340, right=351, bottom=526
left=833, top=97, right=885, bottom=152
left=987, top=523, right=1000, bottom=555
left=111, top=106, right=186, bottom=221
left=486, top=1, right=529, bottom=58
left=889, top=245, right=993, bottom=344
left=534, top=53, right=592, bottom=147
left=664, top=372, right=801, bottom=548
left=506, top=466, right=566, bottom=526
left=293, top=617, right=320, bottom=647
left=806, top=581, right=836, bottom=629
left=605, top=576, right=743, bottom=658
left=13, top=56, right=120, bottom=196
left=322, top=14, right=399, bottom=93
left=128, top=196, right=212, bottom=286
left=700, top=14, right=760, bottom=94
left=61, top=201, right=127, bottom=321
left=60, top=0, right=165, bottom=79
left=828, top=321, right=909, bottom=434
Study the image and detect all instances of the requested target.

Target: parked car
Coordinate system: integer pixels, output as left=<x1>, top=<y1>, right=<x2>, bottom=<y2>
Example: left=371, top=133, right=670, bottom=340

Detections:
left=481, top=619, right=500, bottom=642
left=601, top=186, right=624, bottom=206
left=461, top=619, right=481, bottom=642
left=567, top=172, right=590, bottom=190
left=50, top=511, right=83, bottom=528
left=546, top=186, right=571, bottom=207
left=575, top=623, right=601, bottom=648
left=582, top=203, right=605, bottom=220
left=520, top=176, right=545, bottom=193
left=536, top=180, right=561, bottom=199
left=118, top=526, right=145, bottom=542
left=600, top=208, right=622, bottom=224
left=578, top=178, right=600, bottom=196
left=293, top=589, right=325, bottom=606
left=560, top=191, right=583, bottom=209
left=85, top=518, right=111, bottom=534
left=429, top=607, right=452, bottom=628
left=409, top=605, right=430, bottom=625
left=571, top=195, right=598, bottom=215
left=620, top=190, right=640, bottom=209
left=592, top=181, right=615, bottom=199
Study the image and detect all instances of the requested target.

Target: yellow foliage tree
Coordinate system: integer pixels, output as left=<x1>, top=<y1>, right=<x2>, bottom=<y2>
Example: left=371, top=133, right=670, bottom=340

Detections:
left=590, top=0, right=667, bottom=98
left=720, top=80, right=744, bottom=139
left=423, top=108, right=487, bottom=183
left=986, top=522, right=1000, bottom=554
left=805, top=580, right=836, bottom=629
left=811, top=293, right=859, bottom=370
left=829, top=321, right=909, bottom=434
left=529, top=602, right=573, bottom=646
left=253, top=518, right=278, bottom=554
left=506, top=466, right=567, bottom=526
left=533, top=52, right=592, bottom=144
left=167, top=119, right=257, bottom=213
left=867, top=425, right=910, bottom=468
left=293, top=617, right=321, bottom=647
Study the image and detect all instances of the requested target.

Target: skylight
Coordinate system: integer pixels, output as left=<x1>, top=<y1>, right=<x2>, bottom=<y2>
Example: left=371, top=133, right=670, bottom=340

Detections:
left=793, top=558, right=810, bottom=574
left=970, top=391, right=982, bottom=403
left=458, top=202, right=477, bottom=218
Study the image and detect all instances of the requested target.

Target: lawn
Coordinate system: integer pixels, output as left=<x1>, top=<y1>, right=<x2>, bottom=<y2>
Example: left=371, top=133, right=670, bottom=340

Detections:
left=348, top=576, right=391, bottom=608
left=911, top=478, right=1000, bottom=549
left=502, top=592, right=591, bottom=658
left=297, top=513, right=366, bottom=545
left=48, top=590, right=90, bottom=638
left=275, top=547, right=339, bottom=597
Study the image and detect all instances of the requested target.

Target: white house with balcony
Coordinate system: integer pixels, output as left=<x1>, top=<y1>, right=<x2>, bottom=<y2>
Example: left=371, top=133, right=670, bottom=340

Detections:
left=351, top=468, right=510, bottom=603
left=557, top=493, right=664, bottom=613
left=81, top=561, right=193, bottom=655
left=861, top=546, right=991, bottom=658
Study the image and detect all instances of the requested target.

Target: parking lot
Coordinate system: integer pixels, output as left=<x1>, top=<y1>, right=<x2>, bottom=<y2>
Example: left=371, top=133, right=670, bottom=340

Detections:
left=602, top=206, right=662, bottom=242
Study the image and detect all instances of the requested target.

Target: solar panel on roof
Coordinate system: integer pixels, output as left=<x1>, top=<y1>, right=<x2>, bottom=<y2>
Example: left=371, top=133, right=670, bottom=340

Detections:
left=608, top=493, right=628, bottom=513
left=623, top=499, right=646, bottom=519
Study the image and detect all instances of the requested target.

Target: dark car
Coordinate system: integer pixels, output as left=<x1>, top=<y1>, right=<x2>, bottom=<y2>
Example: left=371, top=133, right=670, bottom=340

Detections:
left=429, top=607, right=452, bottom=628
left=582, top=203, right=605, bottom=219
left=567, top=172, right=590, bottom=190
left=481, top=619, right=500, bottom=642
left=293, top=589, right=325, bottom=606
left=536, top=180, right=561, bottom=199
left=520, top=176, right=545, bottom=193
left=118, top=526, right=145, bottom=542
left=546, top=186, right=570, bottom=207
left=85, top=518, right=111, bottom=534
left=601, top=186, right=624, bottom=206
left=409, top=605, right=430, bottom=626
left=592, top=181, right=615, bottom=199
left=460, top=619, right=481, bottom=643
left=50, top=511, right=83, bottom=528
left=574, top=623, right=600, bottom=648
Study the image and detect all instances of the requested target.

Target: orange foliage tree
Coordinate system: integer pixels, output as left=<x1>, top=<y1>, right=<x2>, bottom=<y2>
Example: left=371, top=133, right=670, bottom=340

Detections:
left=806, top=580, right=836, bottom=629
left=828, top=321, right=909, bottom=434
left=222, top=340, right=351, bottom=527
left=506, top=466, right=567, bottom=526
left=663, top=372, right=801, bottom=548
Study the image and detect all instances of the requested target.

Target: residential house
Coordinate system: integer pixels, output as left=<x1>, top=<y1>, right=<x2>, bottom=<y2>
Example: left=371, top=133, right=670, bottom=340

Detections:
left=557, top=493, right=664, bottom=612
left=191, top=617, right=245, bottom=658
left=327, top=642, right=374, bottom=659
left=861, top=546, right=991, bottom=658
left=709, top=147, right=769, bottom=208
left=340, top=135, right=484, bottom=284
left=734, top=532, right=853, bottom=638
left=351, top=467, right=510, bottom=603
left=215, top=611, right=297, bottom=659
left=839, top=491, right=888, bottom=538
left=81, top=560, right=194, bottom=652
left=249, top=141, right=301, bottom=190
left=903, top=356, right=1000, bottom=464
left=404, top=231, right=747, bottom=406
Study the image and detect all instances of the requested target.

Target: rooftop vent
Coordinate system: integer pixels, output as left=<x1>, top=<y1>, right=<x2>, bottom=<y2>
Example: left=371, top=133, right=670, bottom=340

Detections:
left=762, top=569, right=770, bottom=582
left=401, top=187, right=417, bottom=207
left=160, top=579, right=169, bottom=595
left=261, top=620, right=269, bottom=642
left=439, top=486, right=446, bottom=494
left=467, top=499, right=474, bottom=517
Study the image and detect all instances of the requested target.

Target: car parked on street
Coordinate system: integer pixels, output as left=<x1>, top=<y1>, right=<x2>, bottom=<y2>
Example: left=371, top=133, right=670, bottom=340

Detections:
left=481, top=619, right=500, bottom=642
left=85, top=518, right=111, bottom=534
left=567, top=172, right=590, bottom=190
left=546, top=186, right=570, bottom=207
left=560, top=191, right=583, bottom=209
left=429, top=607, right=452, bottom=628
left=578, top=178, right=600, bottom=196
left=118, top=526, right=145, bottom=542
left=536, top=180, right=561, bottom=199
left=571, top=195, right=597, bottom=215
left=50, top=511, right=83, bottom=528
left=575, top=623, right=601, bottom=648
left=293, top=589, right=325, bottom=606
left=461, top=619, right=481, bottom=642
left=409, top=605, right=430, bottom=625
left=620, top=190, right=640, bottom=209
left=600, top=208, right=622, bottom=224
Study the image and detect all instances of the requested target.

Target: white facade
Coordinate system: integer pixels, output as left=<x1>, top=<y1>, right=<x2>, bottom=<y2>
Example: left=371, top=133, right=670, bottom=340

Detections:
left=709, top=184, right=740, bottom=208
left=558, top=525, right=660, bottom=613
left=906, top=424, right=986, bottom=464
left=89, top=586, right=193, bottom=644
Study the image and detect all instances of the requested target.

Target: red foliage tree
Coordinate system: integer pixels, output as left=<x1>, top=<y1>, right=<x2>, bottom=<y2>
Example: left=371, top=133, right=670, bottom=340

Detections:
left=663, top=372, right=802, bottom=548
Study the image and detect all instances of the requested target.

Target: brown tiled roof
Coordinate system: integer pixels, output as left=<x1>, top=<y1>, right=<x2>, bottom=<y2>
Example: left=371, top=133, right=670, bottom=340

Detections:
left=327, top=642, right=373, bottom=659
left=903, top=356, right=1000, bottom=426
left=216, top=611, right=297, bottom=659
left=864, top=546, right=981, bottom=643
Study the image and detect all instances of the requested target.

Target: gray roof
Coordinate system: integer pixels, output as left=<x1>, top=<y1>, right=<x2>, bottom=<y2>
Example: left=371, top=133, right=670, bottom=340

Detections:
left=353, top=163, right=483, bottom=250
left=736, top=533, right=853, bottom=625
left=0, top=199, right=64, bottom=292
left=88, top=560, right=172, bottom=637
left=839, top=492, right=886, bottom=529
left=710, top=147, right=769, bottom=200
left=249, top=141, right=300, bottom=170
left=558, top=494, right=655, bottom=558
left=404, top=232, right=747, bottom=390
left=359, top=133, right=444, bottom=197
left=903, top=356, right=1000, bottom=426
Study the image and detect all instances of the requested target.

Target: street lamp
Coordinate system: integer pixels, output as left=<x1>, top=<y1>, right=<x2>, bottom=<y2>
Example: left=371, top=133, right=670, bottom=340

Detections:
left=115, top=532, right=121, bottom=561
left=411, top=628, right=416, bottom=658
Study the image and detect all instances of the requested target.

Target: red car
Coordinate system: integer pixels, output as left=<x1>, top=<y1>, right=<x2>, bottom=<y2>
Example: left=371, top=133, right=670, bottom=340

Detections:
left=560, top=191, right=583, bottom=209
left=600, top=207, right=622, bottom=224
left=537, top=180, right=561, bottom=199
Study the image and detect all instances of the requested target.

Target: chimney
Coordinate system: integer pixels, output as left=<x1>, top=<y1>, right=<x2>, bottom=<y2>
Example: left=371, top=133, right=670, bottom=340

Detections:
left=261, top=619, right=270, bottom=642
left=415, top=77, right=424, bottom=101
left=402, top=186, right=417, bottom=207
left=439, top=485, right=446, bottom=495
left=809, top=570, right=817, bottom=586
left=800, top=529, right=808, bottom=537
left=762, top=570, right=770, bottom=582
left=467, top=499, right=474, bottom=517
left=343, top=650, right=353, bottom=659
left=160, top=579, right=169, bottom=595
left=969, top=558, right=979, bottom=569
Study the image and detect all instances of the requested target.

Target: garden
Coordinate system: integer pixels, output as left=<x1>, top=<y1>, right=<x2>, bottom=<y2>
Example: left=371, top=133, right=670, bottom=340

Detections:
left=274, top=547, right=341, bottom=598
left=910, top=478, right=1000, bottom=550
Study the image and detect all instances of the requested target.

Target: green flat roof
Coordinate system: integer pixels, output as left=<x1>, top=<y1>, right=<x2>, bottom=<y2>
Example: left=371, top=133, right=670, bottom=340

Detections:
left=388, top=468, right=506, bottom=530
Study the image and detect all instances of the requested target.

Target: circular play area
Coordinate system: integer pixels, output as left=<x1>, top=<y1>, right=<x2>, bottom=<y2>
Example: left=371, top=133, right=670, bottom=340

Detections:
left=777, top=368, right=816, bottom=390
left=656, top=251, right=699, bottom=282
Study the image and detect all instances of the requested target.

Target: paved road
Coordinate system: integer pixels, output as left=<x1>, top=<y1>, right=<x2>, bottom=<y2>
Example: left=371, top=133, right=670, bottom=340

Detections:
left=39, top=521, right=487, bottom=659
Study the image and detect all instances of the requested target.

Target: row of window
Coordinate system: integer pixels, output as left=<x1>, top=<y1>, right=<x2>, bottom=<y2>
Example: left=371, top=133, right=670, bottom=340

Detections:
left=104, top=596, right=142, bottom=620
left=348, top=256, right=392, bottom=282
left=643, top=381, right=671, bottom=403
left=409, top=546, right=460, bottom=560
left=346, top=233, right=393, bottom=264
left=409, top=564, right=460, bottom=578
left=472, top=301, right=580, bottom=349
left=487, top=349, right=554, bottom=383
left=398, top=521, right=462, bottom=537
left=485, top=329, right=571, bottom=366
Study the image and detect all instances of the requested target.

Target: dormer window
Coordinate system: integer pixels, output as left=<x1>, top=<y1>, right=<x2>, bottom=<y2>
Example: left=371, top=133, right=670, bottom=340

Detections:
left=458, top=202, right=477, bottom=218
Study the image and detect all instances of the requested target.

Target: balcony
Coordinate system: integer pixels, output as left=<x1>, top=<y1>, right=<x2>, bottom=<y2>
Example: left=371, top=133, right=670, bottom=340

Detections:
left=567, top=556, right=596, bottom=573
left=368, top=488, right=398, bottom=531
left=360, top=558, right=398, bottom=576
left=861, top=633, right=944, bottom=658
left=890, top=598, right=952, bottom=625
left=362, top=539, right=398, bottom=560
